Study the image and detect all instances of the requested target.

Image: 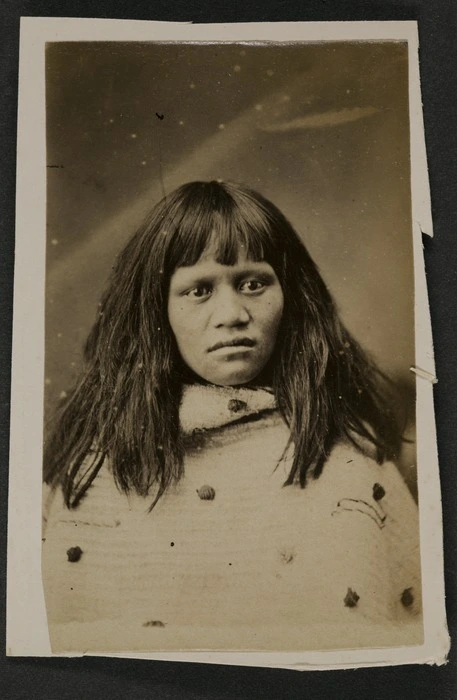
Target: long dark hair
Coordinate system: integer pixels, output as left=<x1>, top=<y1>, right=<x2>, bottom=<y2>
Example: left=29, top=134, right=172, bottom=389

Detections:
left=44, top=180, right=403, bottom=509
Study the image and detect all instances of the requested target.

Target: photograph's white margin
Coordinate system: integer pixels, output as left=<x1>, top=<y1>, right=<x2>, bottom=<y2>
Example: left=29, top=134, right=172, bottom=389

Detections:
left=6, top=17, right=450, bottom=669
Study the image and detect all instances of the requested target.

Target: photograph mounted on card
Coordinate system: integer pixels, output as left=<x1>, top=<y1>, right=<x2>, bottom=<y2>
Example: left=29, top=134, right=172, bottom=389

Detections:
left=7, top=18, right=449, bottom=668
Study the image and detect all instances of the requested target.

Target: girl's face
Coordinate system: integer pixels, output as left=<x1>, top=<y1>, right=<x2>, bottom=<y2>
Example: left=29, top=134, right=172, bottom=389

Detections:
left=168, top=250, right=284, bottom=386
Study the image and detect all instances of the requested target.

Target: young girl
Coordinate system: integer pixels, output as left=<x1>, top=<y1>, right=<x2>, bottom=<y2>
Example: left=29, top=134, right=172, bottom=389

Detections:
left=42, top=180, right=422, bottom=653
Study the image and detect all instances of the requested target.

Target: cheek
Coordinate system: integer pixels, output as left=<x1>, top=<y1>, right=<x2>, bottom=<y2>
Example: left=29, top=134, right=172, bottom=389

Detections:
left=263, top=290, right=284, bottom=334
left=167, top=302, right=188, bottom=343
left=168, top=302, right=206, bottom=350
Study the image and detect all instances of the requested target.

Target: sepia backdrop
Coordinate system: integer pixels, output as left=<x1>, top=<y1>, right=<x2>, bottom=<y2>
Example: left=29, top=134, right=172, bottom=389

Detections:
left=44, top=41, right=415, bottom=485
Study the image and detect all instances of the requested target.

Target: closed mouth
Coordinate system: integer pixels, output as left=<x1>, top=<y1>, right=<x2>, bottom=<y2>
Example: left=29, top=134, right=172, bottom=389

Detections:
left=208, top=338, right=256, bottom=353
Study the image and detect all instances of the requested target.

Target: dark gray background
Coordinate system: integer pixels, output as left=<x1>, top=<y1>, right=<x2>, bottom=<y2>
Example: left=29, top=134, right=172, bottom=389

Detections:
left=1, top=1, right=456, bottom=699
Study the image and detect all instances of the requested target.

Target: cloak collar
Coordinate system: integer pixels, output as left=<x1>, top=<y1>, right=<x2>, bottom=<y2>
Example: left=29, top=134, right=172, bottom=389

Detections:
left=179, top=383, right=277, bottom=434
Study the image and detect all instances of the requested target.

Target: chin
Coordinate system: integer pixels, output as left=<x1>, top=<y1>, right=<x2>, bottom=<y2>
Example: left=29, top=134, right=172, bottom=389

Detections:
left=194, top=357, right=268, bottom=387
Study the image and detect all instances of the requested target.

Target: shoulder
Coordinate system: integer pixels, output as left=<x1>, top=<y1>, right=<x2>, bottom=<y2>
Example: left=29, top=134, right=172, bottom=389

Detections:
left=320, top=442, right=421, bottom=588
left=314, top=441, right=420, bottom=554
left=310, top=440, right=420, bottom=566
left=42, top=461, right=139, bottom=532
left=317, top=441, right=416, bottom=509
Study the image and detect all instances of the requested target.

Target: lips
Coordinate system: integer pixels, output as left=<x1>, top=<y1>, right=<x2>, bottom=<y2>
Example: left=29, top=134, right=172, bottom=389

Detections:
left=208, top=337, right=256, bottom=353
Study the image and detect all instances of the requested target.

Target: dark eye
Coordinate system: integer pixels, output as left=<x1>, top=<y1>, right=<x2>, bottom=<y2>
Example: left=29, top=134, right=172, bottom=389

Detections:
left=186, top=285, right=212, bottom=299
left=239, top=279, right=266, bottom=293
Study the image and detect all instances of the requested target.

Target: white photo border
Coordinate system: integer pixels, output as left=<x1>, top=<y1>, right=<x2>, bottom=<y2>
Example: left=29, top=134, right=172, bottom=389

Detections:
left=7, top=17, right=449, bottom=669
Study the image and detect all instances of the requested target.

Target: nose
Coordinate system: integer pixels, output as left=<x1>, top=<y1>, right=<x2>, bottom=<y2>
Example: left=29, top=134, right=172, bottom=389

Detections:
left=212, top=288, right=250, bottom=328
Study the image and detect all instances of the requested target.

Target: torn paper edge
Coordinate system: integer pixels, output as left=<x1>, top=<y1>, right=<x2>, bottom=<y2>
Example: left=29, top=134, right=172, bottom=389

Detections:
left=6, top=17, right=450, bottom=669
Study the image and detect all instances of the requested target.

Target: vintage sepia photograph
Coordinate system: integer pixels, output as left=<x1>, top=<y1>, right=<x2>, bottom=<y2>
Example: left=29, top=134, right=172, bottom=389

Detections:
left=39, top=37, right=425, bottom=654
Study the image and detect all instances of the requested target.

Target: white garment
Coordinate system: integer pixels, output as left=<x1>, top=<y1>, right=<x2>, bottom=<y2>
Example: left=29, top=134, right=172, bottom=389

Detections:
left=42, top=384, right=422, bottom=653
